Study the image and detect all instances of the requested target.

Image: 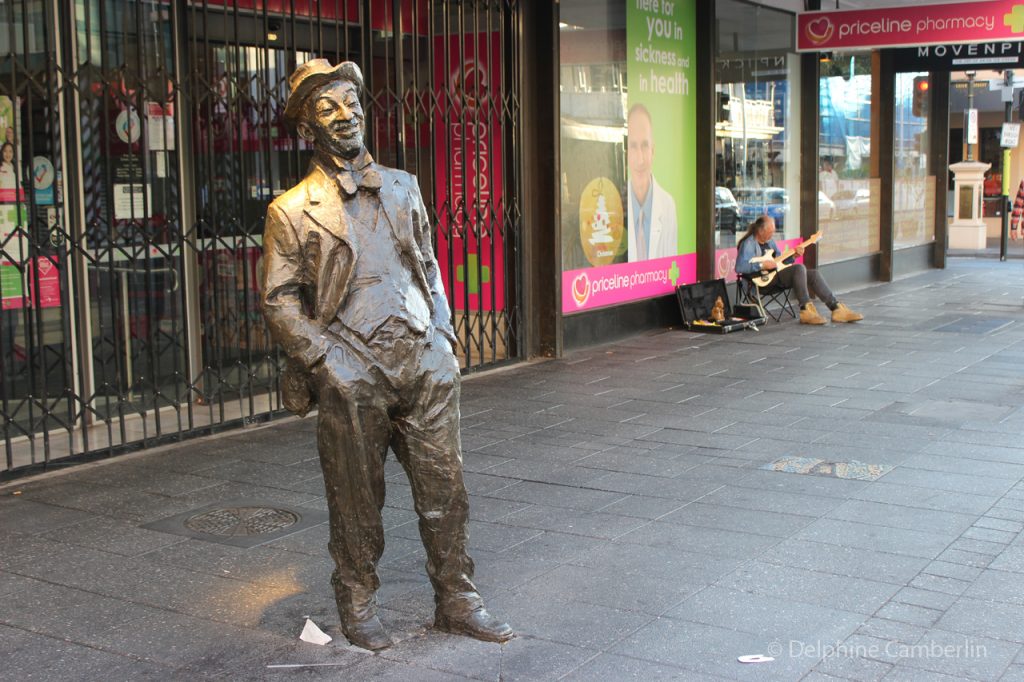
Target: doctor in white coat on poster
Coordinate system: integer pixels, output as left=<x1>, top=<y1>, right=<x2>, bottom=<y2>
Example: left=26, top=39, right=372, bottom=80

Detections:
left=626, top=103, right=677, bottom=262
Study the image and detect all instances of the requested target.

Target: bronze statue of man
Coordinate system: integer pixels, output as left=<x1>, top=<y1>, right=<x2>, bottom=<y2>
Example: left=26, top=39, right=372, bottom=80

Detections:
left=260, top=59, right=512, bottom=650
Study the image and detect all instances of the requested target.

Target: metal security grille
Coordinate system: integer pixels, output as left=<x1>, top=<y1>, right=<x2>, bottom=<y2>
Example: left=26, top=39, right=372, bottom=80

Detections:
left=0, top=0, right=521, bottom=476
left=0, top=1, right=75, bottom=470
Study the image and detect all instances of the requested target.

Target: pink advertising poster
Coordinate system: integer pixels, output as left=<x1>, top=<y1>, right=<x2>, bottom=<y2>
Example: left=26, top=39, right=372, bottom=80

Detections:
left=798, top=1, right=1024, bottom=52
left=1, top=256, right=61, bottom=310
left=433, top=33, right=505, bottom=313
left=32, top=256, right=61, bottom=308
left=562, top=254, right=697, bottom=313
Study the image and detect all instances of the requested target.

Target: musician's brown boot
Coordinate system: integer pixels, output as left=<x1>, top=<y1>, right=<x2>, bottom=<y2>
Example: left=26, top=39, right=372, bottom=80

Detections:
left=799, top=303, right=826, bottom=325
left=831, top=303, right=863, bottom=323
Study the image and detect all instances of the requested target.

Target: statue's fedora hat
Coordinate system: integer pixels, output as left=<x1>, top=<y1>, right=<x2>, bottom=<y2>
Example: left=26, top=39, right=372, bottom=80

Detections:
left=283, top=59, right=364, bottom=128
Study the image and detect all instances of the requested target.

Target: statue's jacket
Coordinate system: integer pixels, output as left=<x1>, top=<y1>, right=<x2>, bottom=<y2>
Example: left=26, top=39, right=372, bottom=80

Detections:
left=260, top=161, right=457, bottom=415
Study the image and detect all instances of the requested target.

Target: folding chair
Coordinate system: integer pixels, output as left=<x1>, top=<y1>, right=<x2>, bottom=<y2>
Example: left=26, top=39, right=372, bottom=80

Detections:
left=735, top=275, right=796, bottom=323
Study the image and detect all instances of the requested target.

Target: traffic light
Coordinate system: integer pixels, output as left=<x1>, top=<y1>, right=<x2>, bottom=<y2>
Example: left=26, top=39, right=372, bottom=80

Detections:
left=912, top=76, right=930, bottom=118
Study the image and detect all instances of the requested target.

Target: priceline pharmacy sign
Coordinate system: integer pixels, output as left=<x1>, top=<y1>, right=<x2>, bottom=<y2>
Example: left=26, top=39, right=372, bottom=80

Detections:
left=797, top=0, right=1024, bottom=52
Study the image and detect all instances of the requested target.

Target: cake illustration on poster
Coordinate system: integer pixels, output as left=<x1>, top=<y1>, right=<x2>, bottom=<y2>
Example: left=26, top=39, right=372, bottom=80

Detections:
left=579, top=177, right=624, bottom=267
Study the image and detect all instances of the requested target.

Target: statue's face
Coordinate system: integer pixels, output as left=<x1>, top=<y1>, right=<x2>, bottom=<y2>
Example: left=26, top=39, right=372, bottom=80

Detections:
left=297, top=79, right=364, bottom=159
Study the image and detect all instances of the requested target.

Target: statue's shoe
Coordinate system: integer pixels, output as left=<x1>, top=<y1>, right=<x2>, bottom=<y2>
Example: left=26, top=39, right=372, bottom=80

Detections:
left=341, top=614, right=392, bottom=651
left=435, top=605, right=514, bottom=643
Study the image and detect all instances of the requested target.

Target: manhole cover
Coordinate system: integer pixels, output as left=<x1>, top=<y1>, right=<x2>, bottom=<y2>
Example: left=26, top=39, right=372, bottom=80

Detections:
left=143, top=500, right=327, bottom=548
left=184, top=506, right=299, bottom=537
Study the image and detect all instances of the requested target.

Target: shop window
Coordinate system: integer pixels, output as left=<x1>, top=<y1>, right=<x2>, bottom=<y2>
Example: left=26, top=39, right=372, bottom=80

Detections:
left=818, top=52, right=880, bottom=264
left=894, top=72, right=935, bottom=248
left=978, top=127, right=1005, bottom=218
left=713, top=0, right=801, bottom=281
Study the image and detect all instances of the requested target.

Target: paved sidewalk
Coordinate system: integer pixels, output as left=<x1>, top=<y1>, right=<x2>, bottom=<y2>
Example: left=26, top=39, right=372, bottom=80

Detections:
left=3, top=258, right=1024, bottom=681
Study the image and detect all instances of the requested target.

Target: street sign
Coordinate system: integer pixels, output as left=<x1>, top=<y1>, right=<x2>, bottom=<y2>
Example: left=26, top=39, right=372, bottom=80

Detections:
left=966, top=108, right=979, bottom=144
left=1001, top=122, right=1020, bottom=147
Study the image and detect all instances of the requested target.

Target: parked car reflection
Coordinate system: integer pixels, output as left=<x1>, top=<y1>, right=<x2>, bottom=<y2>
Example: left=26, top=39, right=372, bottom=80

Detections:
left=715, top=186, right=740, bottom=233
left=818, top=191, right=836, bottom=221
left=733, top=186, right=788, bottom=230
left=832, top=188, right=870, bottom=215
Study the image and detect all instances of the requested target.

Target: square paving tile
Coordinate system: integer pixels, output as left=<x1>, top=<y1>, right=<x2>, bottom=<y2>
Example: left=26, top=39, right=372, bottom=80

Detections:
left=936, top=597, right=1024, bottom=643
left=758, top=539, right=929, bottom=585
left=826, top=499, right=976, bottom=536
left=610, top=617, right=821, bottom=680
left=0, top=496, right=100, bottom=535
left=40, top=515, right=188, bottom=557
left=83, top=609, right=292, bottom=670
left=716, top=561, right=900, bottom=615
left=0, top=580, right=163, bottom=640
left=500, top=504, right=649, bottom=540
left=0, top=624, right=181, bottom=681
left=616, top=520, right=781, bottom=558
left=893, top=628, right=1022, bottom=681
left=512, top=563, right=700, bottom=615
left=561, top=653, right=728, bottom=681
left=488, top=592, right=652, bottom=651
left=665, top=586, right=864, bottom=642
left=794, top=518, right=953, bottom=559
left=570, top=541, right=744, bottom=585
left=658, top=501, right=817, bottom=537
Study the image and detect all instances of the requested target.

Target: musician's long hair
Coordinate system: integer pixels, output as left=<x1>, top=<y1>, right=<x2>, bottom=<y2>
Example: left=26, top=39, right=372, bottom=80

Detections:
left=736, top=214, right=773, bottom=251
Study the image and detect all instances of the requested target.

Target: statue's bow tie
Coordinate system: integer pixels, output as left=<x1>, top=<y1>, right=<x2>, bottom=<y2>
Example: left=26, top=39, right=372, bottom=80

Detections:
left=338, top=168, right=382, bottom=196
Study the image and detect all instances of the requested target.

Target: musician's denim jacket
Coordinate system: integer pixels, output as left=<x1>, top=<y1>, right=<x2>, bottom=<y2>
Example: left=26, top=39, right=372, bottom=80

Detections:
left=735, top=236, right=794, bottom=277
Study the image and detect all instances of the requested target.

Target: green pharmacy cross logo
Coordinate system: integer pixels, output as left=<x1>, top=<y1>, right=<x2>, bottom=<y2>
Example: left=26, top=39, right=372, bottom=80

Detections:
left=455, top=253, right=490, bottom=294
left=1005, top=5, right=1024, bottom=32
left=667, top=260, right=680, bottom=287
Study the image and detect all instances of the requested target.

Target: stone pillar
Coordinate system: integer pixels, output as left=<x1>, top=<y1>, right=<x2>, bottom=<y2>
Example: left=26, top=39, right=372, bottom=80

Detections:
left=948, top=160, right=990, bottom=249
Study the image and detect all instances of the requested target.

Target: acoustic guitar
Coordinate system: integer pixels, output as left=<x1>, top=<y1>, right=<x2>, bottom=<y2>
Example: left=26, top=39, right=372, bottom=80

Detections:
left=748, top=231, right=823, bottom=288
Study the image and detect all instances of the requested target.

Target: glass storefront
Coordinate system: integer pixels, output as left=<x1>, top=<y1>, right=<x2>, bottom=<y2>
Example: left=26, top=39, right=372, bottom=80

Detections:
left=713, top=0, right=800, bottom=281
left=818, top=52, right=880, bottom=264
left=893, top=72, right=934, bottom=249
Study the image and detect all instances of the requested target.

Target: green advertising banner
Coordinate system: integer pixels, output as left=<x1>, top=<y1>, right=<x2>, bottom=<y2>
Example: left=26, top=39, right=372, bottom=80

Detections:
left=560, top=0, right=698, bottom=313
left=626, top=0, right=696, bottom=260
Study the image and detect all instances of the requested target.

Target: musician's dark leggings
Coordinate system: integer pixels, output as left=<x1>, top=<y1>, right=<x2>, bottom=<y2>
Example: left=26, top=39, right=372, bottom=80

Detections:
left=770, top=264, right=838, bottom=310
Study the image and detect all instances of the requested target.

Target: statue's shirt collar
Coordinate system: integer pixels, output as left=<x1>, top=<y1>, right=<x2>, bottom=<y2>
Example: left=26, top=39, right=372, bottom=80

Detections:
left=315, top=148, right=374, bottom=175
left=315, top=148, right=382, bottom=197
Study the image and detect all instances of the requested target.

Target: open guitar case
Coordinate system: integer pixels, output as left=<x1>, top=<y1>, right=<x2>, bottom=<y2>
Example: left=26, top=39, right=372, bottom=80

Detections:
left=675, top=279, right=766, bottom=334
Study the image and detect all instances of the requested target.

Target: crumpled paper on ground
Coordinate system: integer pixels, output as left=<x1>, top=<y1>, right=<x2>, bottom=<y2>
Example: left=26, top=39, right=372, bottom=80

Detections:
left=299, top=618, right=332, bottom=645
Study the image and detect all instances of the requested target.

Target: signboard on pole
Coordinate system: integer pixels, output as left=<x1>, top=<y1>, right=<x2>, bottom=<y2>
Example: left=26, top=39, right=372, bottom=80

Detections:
left=966, top=108, right=979, bottom=144
left=1001, top=122, right=1020, bottom=147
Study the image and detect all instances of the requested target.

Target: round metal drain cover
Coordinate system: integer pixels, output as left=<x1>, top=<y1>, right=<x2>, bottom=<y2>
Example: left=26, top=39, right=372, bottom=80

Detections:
left=184, top=506, right=299, bottom=537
